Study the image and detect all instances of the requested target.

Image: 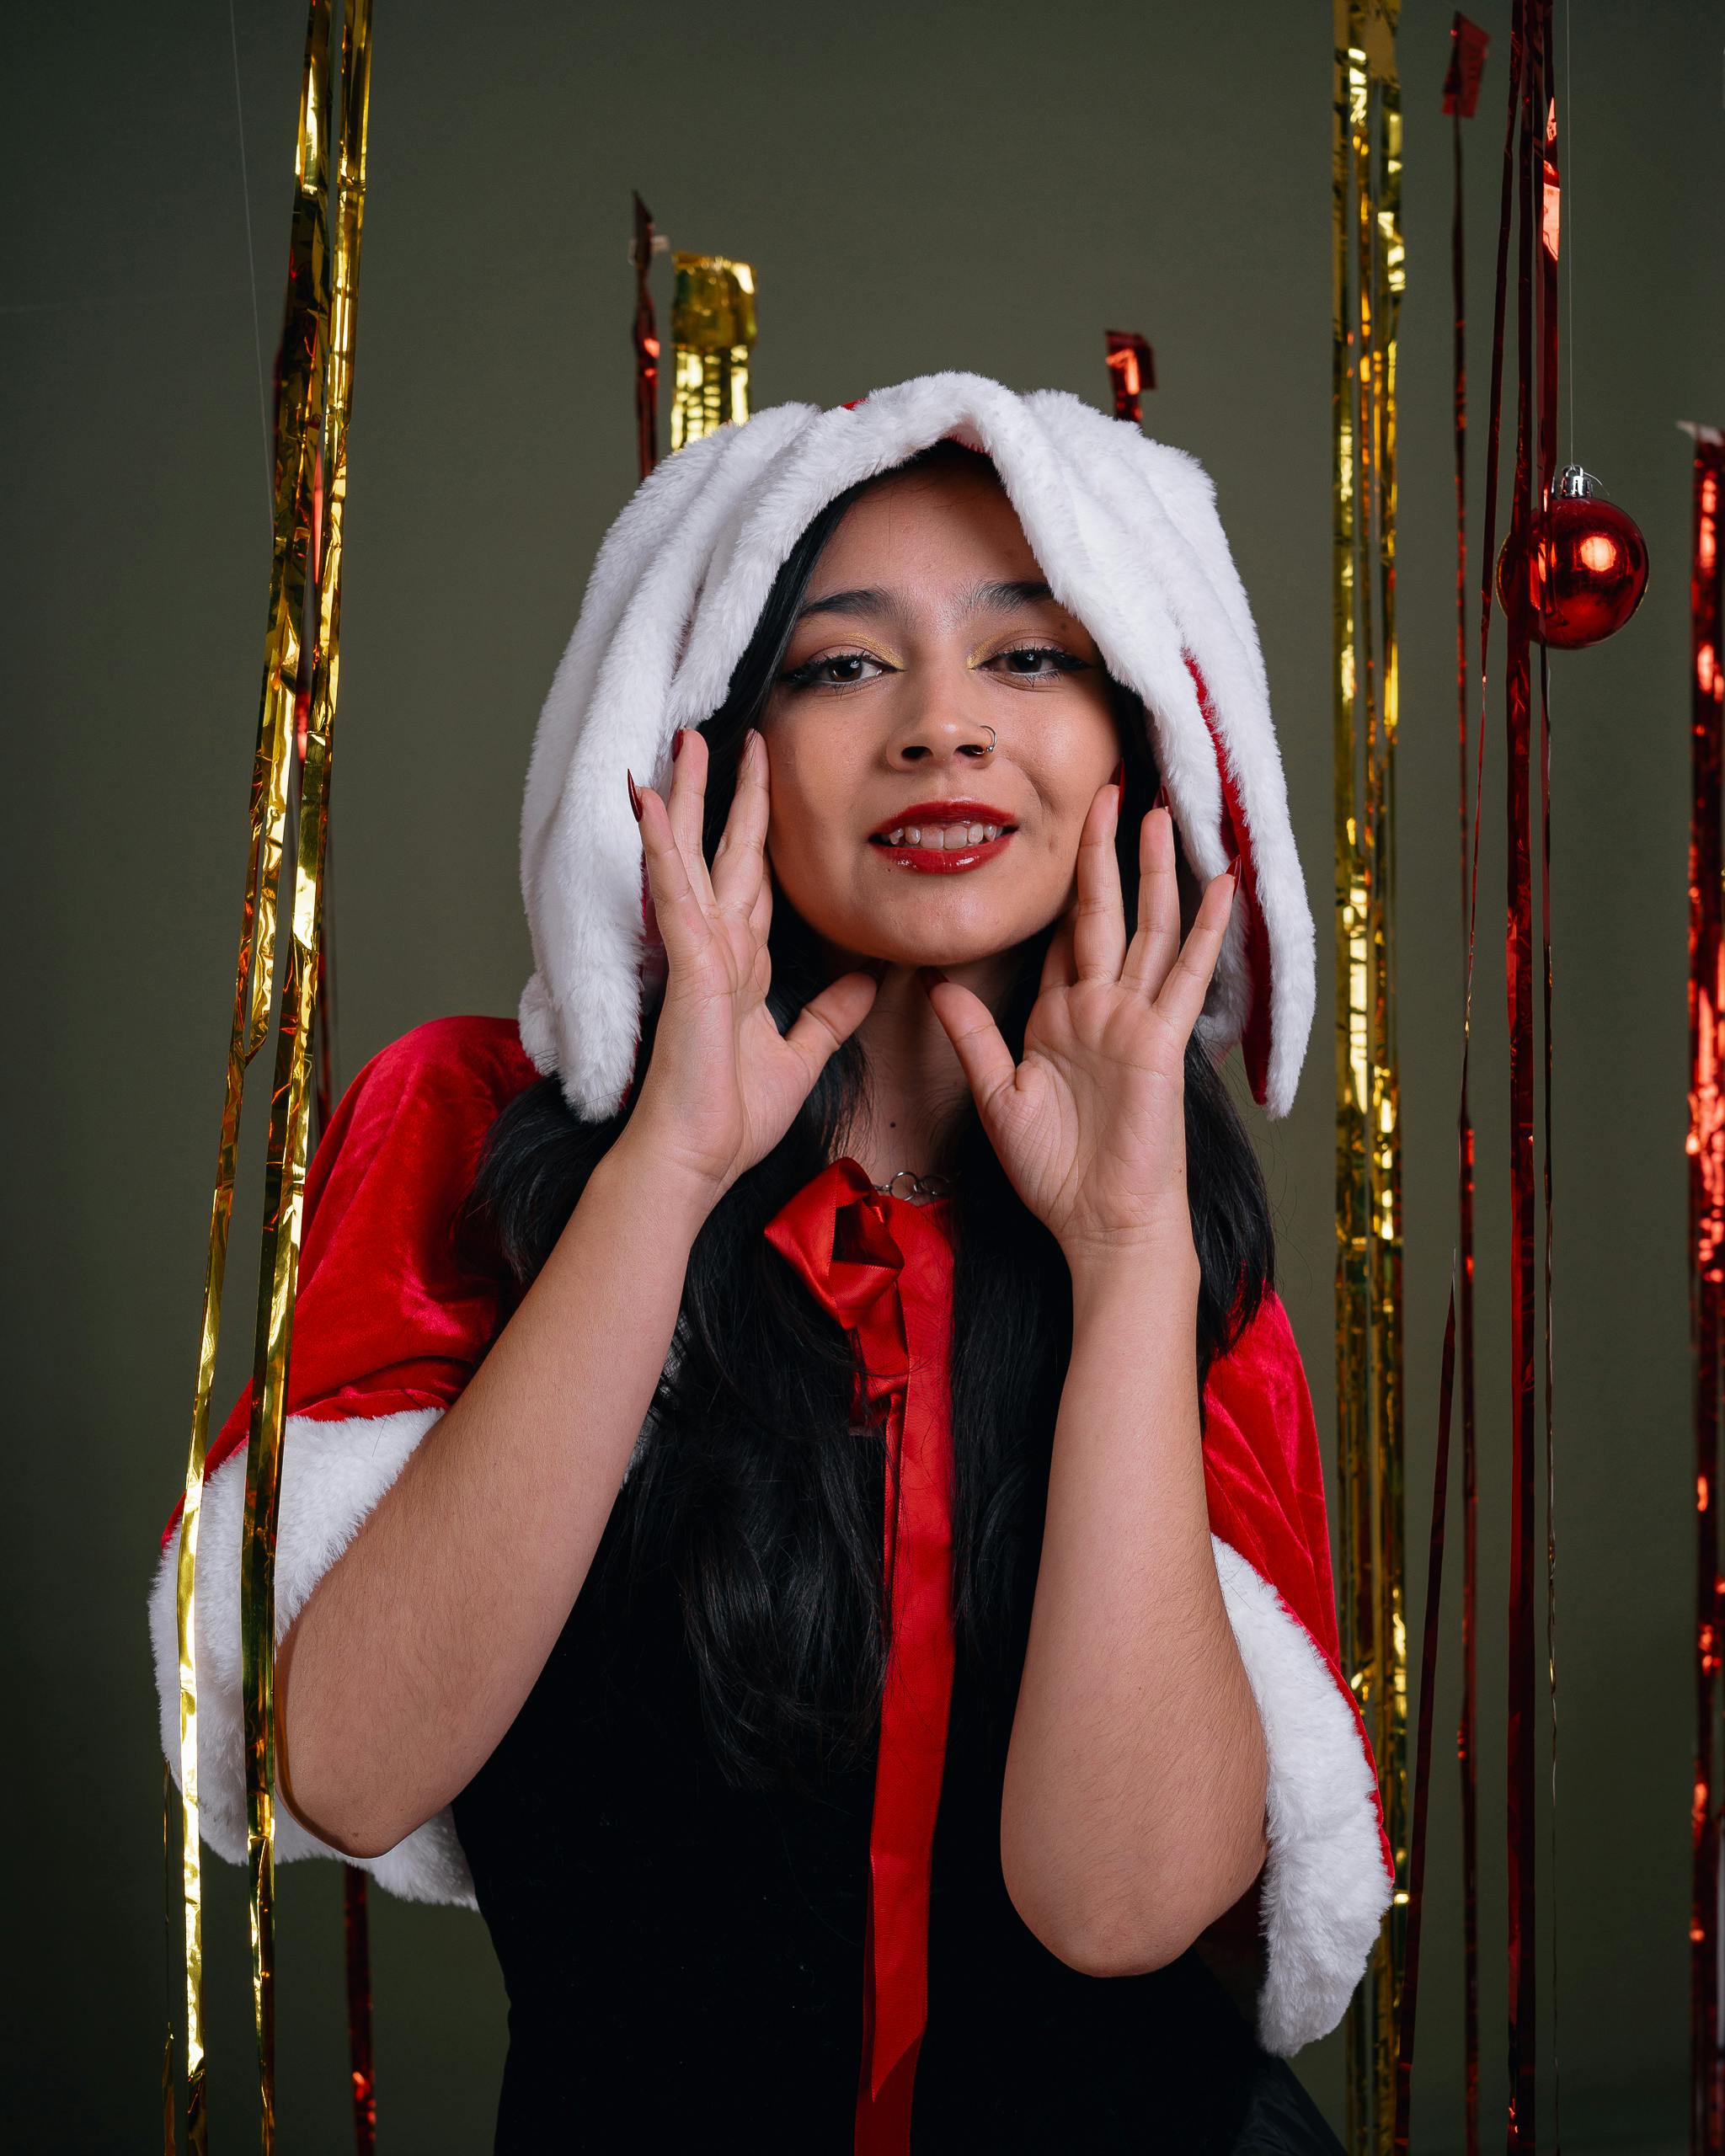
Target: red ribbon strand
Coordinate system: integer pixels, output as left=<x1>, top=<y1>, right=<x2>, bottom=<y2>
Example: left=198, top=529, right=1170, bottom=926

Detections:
left=763, top=1159, right=958, bottom=2156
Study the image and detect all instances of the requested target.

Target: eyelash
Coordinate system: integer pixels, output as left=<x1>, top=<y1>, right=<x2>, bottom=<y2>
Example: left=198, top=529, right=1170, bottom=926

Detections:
left=777, top=643, right=1090, bottom=693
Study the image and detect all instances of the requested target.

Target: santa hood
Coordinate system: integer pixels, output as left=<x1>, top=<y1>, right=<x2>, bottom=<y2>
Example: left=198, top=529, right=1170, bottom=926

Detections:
left=516, top=371, right=1315, bottom=1120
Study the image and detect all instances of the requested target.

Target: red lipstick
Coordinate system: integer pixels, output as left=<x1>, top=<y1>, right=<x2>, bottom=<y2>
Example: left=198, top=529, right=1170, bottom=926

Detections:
left=867, top=798, right=1017, bottom=837
left=867, top=798, right=1018, bottom=876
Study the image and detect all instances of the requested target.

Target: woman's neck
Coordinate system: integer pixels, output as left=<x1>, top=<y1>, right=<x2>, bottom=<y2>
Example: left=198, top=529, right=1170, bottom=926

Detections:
left=821, top=946, right=1017, bottom=1187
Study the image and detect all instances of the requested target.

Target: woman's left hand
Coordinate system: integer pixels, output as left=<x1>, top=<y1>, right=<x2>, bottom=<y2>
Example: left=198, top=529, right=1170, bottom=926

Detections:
left=919, top=778, right=1236, bottom=1270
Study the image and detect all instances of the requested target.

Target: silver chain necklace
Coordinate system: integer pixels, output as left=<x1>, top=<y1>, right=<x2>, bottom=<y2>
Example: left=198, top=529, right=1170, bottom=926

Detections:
left=873, top=1167, right=959, bottom=1203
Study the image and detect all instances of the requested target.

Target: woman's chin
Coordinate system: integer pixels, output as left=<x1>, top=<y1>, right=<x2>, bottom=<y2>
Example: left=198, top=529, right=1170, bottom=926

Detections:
left=816, top=899, right=1055, bottom=982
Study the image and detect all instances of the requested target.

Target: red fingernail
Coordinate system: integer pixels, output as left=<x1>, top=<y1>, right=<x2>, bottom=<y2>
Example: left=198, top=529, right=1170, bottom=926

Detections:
left=1110, top=757, right=1125, bottom=792
left=1226, top=857, right=1241, bottom=883
left=916, top=965, right=948, bottom=993
left=670, top=728, right=684, bottom=762
left=1153, top=778, right=1170, bottom=814
left=627, top=769, right=642, bottom=821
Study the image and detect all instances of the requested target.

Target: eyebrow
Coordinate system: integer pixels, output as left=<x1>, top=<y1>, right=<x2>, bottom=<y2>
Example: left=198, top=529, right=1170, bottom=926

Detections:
left=794, top=578, right=1060, bottom=625
left=796, top=586, right=898, bottom=623
left=962, top=579, right=1057, bottom=615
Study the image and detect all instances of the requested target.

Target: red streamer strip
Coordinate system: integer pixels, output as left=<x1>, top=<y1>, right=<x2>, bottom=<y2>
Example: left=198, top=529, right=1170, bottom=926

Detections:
left=1396, top=23, right=1489, bottom=2152
left=633, top=192, right=660, bottom=479
left=343, top=1866, right=377, bottom=2152
left=1687, top=422, right=1725, bottom=2156
left=1399, top=7, right=1569, bottom=2145
left=1103, top=330, right=1155, bottom=424
left=1450, top=24, right=1487, bottom=2150
left=1503, top=10, right=1543, bottom=2141
left=296, top=394, right=376, bottom=2156
left=1535, top=56, right=1563, bottom=2156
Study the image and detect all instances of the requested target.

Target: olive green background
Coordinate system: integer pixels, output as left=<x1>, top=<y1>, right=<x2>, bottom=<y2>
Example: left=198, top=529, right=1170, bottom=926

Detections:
left=8, top=1, right=1719, bottom=2146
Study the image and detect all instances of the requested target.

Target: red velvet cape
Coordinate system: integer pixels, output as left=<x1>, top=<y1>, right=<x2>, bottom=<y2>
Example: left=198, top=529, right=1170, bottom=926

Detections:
left=160, top=1014, right=1394, bottom=2127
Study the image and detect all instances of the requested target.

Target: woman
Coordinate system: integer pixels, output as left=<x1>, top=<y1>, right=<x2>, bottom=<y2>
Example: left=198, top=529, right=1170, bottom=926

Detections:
left=152, top=375, right=1393, bottom=2151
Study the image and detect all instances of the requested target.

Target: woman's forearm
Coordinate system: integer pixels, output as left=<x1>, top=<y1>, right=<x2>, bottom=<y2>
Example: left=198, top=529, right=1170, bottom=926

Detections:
left=999, top=1236, right=1268, bottom=1976
left=274, top=1136, right=712, bottom=1859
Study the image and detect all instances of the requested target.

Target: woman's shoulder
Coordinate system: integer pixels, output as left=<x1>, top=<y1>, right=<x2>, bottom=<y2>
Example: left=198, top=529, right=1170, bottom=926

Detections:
left=347, top=1013, right=544, bottom=1118
left=296, top=1012, right=545, bottom=1283
left=1203, top=1288, right=1309, bottom=1415
left=295, top=1013, right=545, bottom=1239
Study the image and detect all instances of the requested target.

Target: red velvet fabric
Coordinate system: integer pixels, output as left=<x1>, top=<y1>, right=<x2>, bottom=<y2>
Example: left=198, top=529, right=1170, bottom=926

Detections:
left=158, top=1014, right=1393, bottom=2098
left=761, top=1160, right=959, bottom=2156
left=158, top=1015, right=541, bottom=1550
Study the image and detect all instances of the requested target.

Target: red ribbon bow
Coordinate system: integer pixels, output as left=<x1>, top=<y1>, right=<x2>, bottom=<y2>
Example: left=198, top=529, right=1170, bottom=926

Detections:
left=763, top=1158, right=958, bottom=2154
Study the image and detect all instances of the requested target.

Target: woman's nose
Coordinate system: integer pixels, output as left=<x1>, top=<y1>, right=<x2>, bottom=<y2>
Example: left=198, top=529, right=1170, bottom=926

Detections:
left=886, top=681, right=997, bottom=766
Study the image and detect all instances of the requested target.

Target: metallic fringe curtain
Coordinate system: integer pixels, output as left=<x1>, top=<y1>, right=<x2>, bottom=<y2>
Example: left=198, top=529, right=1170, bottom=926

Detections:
left=1331, top=3, right=1408, bottom=2146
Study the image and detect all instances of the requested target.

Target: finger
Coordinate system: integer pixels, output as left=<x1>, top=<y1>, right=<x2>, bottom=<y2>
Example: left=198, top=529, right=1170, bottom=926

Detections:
left=781, top=968, right=880, bottom=1083
left=713, top=728, right=770, bottom=919
left=1071, top=776, right=1127, bottom=983
left=636, top=781, right=714, bottom=970
left=746, top=851, right=772, bottom=947
left=917, top=972, right=1019, bottom=1119
left=1122, top=803, right=1182, bottom=996
left=665, top=726, right=719, bottom=912
left=1153, top=865, right=1238, bottom=1040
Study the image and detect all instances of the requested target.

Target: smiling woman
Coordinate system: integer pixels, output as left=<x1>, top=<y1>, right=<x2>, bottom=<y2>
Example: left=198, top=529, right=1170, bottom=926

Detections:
left=150, top=376, right=1391, bottom=2153
left=766, top=456, right=1121, bottom=942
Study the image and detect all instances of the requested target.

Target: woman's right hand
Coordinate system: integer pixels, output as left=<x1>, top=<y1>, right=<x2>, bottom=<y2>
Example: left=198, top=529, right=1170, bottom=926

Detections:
left=616, top=724, right=880, bottom=1209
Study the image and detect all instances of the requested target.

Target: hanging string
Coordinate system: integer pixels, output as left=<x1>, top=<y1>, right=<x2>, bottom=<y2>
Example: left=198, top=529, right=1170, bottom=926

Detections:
left=227, top=0, right=272, bottom=535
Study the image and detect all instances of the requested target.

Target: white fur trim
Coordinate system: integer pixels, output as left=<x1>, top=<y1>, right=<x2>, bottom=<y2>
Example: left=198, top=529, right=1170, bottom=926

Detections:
left=148, top=1411, right=478, bottom=1908
left=518, top=372, right=1316, bottom=1122
left=1212, top=1536, right=1394, bottom=2053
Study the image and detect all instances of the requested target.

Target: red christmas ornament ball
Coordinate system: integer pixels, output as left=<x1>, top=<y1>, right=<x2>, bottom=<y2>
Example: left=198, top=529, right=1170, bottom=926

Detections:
left=1495, top=466, right=1650, bottom=648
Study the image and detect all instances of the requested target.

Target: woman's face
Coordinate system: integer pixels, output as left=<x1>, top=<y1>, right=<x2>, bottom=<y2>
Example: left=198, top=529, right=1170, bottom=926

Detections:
left=758, top=457, right=1123, bottom=974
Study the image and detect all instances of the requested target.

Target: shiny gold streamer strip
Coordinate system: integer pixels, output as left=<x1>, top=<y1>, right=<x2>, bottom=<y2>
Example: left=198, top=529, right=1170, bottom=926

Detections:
left=169, top=8, right=340, bottom=2147
left=240, top=3, right=371, bottom=2144
left=669, top=253, right=756, bottom=451
left=1332, top=3, right=1408, bottom=2147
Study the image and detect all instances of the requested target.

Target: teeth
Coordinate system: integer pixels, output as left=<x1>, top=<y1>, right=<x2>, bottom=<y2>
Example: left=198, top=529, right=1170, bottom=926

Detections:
left=879, top=822, right=1008, bottom=847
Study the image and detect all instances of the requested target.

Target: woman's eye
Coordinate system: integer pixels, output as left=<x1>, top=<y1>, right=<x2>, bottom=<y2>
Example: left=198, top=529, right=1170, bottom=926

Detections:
left=989, top=644, right=1087, bottom=680
left=780, top=651, right=889, bottom=691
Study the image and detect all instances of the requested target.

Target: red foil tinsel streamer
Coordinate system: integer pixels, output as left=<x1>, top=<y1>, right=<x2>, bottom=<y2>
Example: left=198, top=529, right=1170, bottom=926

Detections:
left=1687, top=424, right=1725, bottom=2156
left=1103, top=330, right=1155, bottom=424
left=1395, top=22, right=1490, bottom=2152
left=1443, top=12, right=1491, bottom=119
left=297, top=408, right=376, bottom=2156
left=1393, top=1283, right=1457, bottom=2153
left=344, top=1865, right=377, bottom=2152
left=1503, top=10, right=1540, bottom=2143
left=1536, top=60, right=1564, bottom=2156
left=1451, top=24, right=1487, bottom=2151
left=633, top=192, right=660, bottom=479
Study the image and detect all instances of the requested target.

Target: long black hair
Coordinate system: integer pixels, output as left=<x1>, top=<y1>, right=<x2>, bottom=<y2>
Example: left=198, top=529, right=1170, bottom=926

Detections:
left=462, top=442, right=1274, bottom=1795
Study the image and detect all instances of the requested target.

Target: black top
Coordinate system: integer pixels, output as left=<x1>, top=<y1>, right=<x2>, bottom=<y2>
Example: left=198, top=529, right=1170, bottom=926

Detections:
left=451, top=1505, right=1344, bottom=2153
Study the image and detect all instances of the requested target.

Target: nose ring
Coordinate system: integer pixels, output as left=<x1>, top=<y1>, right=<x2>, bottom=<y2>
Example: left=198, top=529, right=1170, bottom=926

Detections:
left=969, top=724, right=998, bottom=758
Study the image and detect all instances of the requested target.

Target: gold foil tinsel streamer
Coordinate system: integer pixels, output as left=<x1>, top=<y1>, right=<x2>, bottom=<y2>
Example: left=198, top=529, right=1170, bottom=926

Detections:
left=169, top=8, right=336, bottom=2146
left=167, top=3, right=370, bottom=2147
left=1332, top=3, right=1407, bottom=2147
left=669, top=253, right=756, bottom=451
left=241, top=2, right=371, bottom=2144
